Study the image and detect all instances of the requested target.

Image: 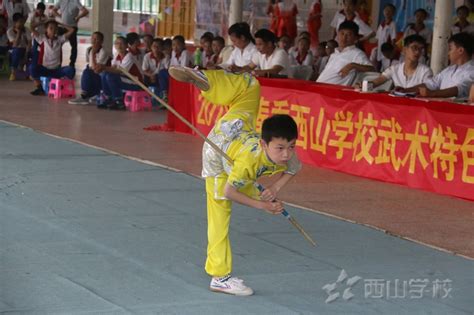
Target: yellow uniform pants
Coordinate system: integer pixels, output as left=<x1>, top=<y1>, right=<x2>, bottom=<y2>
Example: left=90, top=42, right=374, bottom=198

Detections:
left=202, top=70, right=260, bottom=277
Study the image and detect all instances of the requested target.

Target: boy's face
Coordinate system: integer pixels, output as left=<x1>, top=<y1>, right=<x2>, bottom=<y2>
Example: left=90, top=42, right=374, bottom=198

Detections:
left=144, top=36, right=153, bottom=47
left=298, top=39, right=309, bottom=53
left=46, top=23, right=57, bottom=37
left=415, top=11, right=426, bottom=23
left=261, top=137, right=297, bottom=166
left=151, top=41, right=161, bottom=54
left=404, top=42, right=423, bottom=62
left=457, top=9, right=468, bottom=21
left=448, top=42, right=464, bottom=63
left=230, top=34, right=247, bottom=50
left=211, top=40, right=223, bottom=54
left=256, top=38, right=273, bottom=55
left=114, top=38, right=126, bottom=53
left=14, top=18, right=25, bottom=29
left=91, top=33, right=103, bottom=47
left=383, top=7, right=394, bottom=20
left=343, top=1, right=355, bottom=15
left=337, top=29, right=356, bottom=48
left=278, top=37, right=290, bottom=51
left=172, top=39, right=184, bottom=52
left=202, top=40, right=212, bottom=54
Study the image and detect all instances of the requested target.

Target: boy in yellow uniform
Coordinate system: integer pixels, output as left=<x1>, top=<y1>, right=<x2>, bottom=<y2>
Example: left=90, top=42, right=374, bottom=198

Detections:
left=169, top=67, right=301, bottom=296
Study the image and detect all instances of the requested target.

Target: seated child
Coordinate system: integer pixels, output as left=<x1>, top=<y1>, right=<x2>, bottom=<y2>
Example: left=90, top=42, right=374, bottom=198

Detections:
left=200, top=36, right=214, bottom=68
left=170, top=35, right=192, bottom=67
left=403, top=33, right=474, bottom=98
left=142, top=38, right=169, bottom=101
left=69, top=31, right=110, bottom=105
left=289, top=36, right=313, bottom=80
left=141, top=34, right=153, bottom=54
left=452, top=5, right=470, bottom=35
left=168, top=66, right=301, bottom=296
left=30, top=20, right=75, bottom=96
left=162, top=38, right=172, bottom=68
left=278, top=34, right=292, bottom=53
left=205, top=36, right=225, bottom=68
left=370, top=35, right=432, bottom=90
left=7, top=12, right=30, bottom=80
left=99, top=34, right=143, bottom=110
left=29, top=2, right=48, bottom=65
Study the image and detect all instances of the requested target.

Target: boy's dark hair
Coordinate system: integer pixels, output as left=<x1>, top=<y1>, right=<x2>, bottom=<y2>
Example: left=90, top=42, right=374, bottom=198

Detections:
left=298, top=36, right=310, bottom=46
left=153, top=37, right=164, bottom=46
left=298, top=31, right=310, bottom=38
left=212, top=36, right=225, bottom=46
left=254, top=28, right=277, bottom=44
left=163, top=38, right=172, bottom=48
left=93, top=31, right=104, bottom=42
left=318, top=41, right=327, bottom=49
left=201, top=31, right=214, bottom=41
left=456, top=5, right=469, bottom=15
left=448, top=32, right=474, bottom=56
left=343, top=0, right=357, bottom=6
left=12, top=13, right=24, bottom=22
left=142, top=34, right=153, bottom=40
left=262, top=114, right=298, bottom=143
left=327, top=39, right=339, bottom=48
left=45, top=20, right=58, bottom=29
left=126, top=32, right=140, bottom=45
left=384, top=3, right=396, bottom=12
left=404, top=34, right=425, bottom=47
left=279, top=34, right=290, bottom=41
left=381, top=42, right=395, bottom=54
left=414, top=8, right=428, bottom=17
left=228, top=22, right=254, bottom=43
left=36, top=2, right=46, bottom=10
left=116, top=36, right=127, bottom=45
left=173, top=35, right=185, bottom=45
left=338, top=20, right=359, bottom=36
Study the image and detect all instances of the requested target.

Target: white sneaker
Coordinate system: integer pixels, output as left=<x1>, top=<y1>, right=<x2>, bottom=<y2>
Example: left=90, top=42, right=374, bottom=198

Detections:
left=168, top=66, right=210, bottom=91
left=210, top=275, right=254, bottom=296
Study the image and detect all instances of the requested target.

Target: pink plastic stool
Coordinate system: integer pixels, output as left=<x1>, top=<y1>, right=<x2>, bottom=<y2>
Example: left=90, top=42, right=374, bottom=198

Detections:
left=123, top=91, right=152, bottom=112
left=48, top=79, right=75, bottom=99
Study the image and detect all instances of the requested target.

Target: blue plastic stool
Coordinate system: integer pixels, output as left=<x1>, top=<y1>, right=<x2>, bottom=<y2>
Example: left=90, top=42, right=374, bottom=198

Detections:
left=40, top=76, right=51, bottom=94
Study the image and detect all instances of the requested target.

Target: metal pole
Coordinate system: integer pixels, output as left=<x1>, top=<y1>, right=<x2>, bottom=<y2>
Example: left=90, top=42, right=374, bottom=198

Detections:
left=228, top=0, right=243, bottom=27
left=92, top=0, right=114, bottom=57
left=430, top=0, right=454, bottom=75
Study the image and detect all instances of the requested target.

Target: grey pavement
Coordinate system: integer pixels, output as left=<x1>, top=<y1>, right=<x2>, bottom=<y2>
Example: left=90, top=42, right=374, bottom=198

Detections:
left=0, top=121, right=473, bottom=314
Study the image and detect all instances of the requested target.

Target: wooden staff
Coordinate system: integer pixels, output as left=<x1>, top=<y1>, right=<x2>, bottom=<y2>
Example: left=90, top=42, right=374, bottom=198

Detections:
left=119, top=67, right=316, bottom=247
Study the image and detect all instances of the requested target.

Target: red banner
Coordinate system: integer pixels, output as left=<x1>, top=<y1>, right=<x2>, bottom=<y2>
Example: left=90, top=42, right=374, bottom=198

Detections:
left=168, top=78, right=474, bottom=201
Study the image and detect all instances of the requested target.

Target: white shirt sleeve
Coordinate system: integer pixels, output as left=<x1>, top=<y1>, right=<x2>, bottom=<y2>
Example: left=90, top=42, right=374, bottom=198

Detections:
left=142, top=53, right=151, bottom=71
left=381, top=64, right=395, bottom=79
left=353, top=50, right=372, bottom=66
left=251, top=52, right=260, bottom=67
left=356, top=17, right=374, bottom=36
left=270, top=49, right=289, bottom=70
left=121, top=53, right=135, bottom=72
left=424, top=70, right=443, bottom=90
left=330, top=12, right=339, bottom=29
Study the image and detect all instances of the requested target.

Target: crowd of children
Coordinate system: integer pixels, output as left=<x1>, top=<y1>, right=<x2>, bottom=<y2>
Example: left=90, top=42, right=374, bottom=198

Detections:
left=0, top=0, right=473, bottom=106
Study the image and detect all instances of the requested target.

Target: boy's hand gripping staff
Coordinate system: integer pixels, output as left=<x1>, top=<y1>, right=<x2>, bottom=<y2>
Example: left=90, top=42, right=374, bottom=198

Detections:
left=119, top=67, right=316, bottom=247
left=256, top=184, right=316, bottom=247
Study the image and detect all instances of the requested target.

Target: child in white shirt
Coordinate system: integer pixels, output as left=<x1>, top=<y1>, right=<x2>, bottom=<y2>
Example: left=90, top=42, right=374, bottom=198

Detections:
left=170, top=35, right=192, bottom=67
left=30, top=20, right=76, bottom=95
left=142, top=38, right=169, bottom=101
left=6, top=12, right=30, bottom=80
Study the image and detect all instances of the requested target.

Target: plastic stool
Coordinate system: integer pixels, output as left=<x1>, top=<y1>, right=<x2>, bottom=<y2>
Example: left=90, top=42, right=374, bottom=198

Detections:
left=40, top=76, right=51, bottom=94
left=48, top=78, right=75, bottom=99
left=123, top=90, right=152, bottom=112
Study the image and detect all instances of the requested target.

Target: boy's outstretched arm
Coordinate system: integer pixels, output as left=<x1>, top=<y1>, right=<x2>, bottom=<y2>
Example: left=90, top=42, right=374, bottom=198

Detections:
left=224, top=183, right=284, bottom=215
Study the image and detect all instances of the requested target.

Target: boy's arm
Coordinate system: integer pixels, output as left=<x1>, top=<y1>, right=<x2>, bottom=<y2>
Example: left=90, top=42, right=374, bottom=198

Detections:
left=61, top=23, right=75, bottom=40
left=224, top=183, right=283, bottom=214
left=418, top=86, right=458, bottom=98
left=260, top=172, right=294, bottom=201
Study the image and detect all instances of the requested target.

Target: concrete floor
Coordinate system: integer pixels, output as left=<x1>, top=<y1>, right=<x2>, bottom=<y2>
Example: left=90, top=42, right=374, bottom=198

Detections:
left=0, top=40, right=473, bottom=314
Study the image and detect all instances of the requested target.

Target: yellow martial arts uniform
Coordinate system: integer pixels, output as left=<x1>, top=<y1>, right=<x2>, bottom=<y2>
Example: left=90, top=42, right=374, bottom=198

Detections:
left=200, top=70, right=300, bottom=277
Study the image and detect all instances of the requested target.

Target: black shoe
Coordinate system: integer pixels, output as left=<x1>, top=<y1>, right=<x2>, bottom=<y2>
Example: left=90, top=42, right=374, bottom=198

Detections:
left=30, top=87, right=45, bottom=96
left=108, top=100, right=126, bottom=110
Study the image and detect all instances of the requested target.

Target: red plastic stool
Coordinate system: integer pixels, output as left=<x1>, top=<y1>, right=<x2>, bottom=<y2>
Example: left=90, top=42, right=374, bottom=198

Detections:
left=123, top=90, right=152, bottom=112
left=48, top=79, right=75, bottom=99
